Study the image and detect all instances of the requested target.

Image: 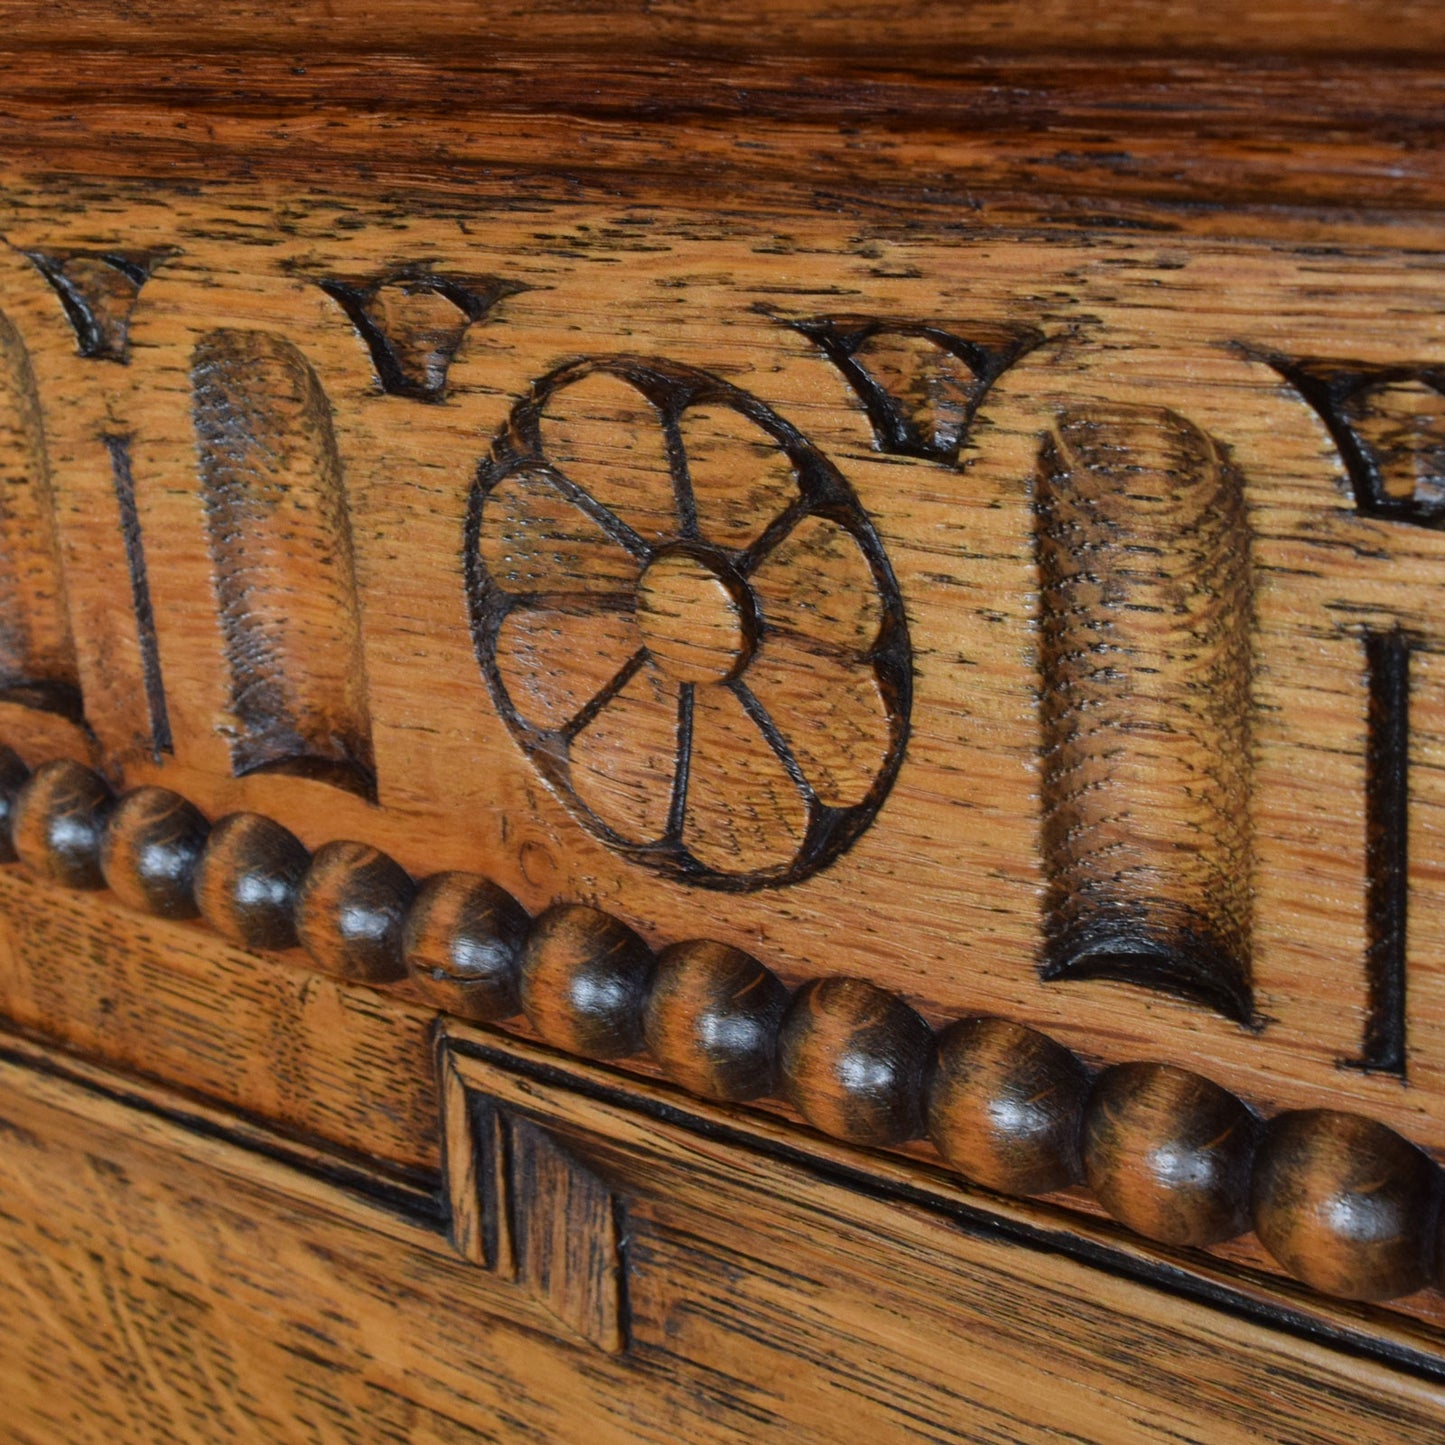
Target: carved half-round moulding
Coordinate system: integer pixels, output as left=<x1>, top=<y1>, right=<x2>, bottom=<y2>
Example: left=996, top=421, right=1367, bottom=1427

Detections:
left=402, top=870, right=529, bottom=1020
left=466, top=355, right=912, bottom=892
left=12, top=755, right=1445, bottom=1309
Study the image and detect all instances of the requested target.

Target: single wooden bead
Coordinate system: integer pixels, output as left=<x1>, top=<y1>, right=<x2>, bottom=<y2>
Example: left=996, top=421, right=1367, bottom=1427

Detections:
left=1253, top=1109, right=1439, bottom=1301
left=402, top=871, right=528, bottom=1020
left=1083, top=1062, right=1258, bottom=1247
left=519, top=903, right=654, bottom=1059
left=294, top=839, right=416, bottom=982
left=778, top=977, right=933, bottom=1146
left=644, top=939, right=791, bottom=1102
left=10, top=758, right=114, bottom=889
left=927, top=1017, right=1090, bottom=1196
left=193, top=812, right=310, bottom=951
left=100, top=786, right=210, bottom=918
left=0, top=745, right=30, bottom=863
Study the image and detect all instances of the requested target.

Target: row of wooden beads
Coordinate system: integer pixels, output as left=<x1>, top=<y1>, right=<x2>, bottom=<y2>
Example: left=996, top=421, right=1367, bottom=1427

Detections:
left=4, top=754, right=1440, bottom=1306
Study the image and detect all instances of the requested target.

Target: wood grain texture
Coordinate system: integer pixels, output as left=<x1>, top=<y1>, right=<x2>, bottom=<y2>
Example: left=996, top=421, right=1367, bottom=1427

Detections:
left=4, top=180, right=1443, bottom=1172
left=5, top=1026, right=1445, bottom=1443
left=2, top=7, right=1445, bottom=1426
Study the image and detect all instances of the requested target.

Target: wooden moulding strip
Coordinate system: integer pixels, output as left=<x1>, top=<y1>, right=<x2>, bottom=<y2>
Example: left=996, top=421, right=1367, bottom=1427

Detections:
left=3, top=747, right=1445, bottom=1312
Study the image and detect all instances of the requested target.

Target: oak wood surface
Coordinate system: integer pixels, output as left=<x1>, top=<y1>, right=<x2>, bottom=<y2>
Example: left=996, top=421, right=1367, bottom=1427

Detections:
left=1, top=3, right=1445, bottom=1434
left=5, top=1026, right=1445, bottom=1443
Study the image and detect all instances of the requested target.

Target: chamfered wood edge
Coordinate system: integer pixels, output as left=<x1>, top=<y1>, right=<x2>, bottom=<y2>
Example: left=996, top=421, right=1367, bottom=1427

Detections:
left=9, top=751, right=1445, bottom=1313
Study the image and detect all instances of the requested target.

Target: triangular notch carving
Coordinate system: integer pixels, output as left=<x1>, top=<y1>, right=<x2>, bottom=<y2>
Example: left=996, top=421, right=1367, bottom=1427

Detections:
left=791, top=315, right=1042, bottom=461
left=1251, top=349, right=1445, bottom=528
left=320, top=269, right=525, bottom=402
left=25, top=248, right=176, bottom=362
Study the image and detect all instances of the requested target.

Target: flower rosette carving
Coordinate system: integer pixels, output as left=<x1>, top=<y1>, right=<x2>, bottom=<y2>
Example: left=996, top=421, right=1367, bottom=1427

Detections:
left=467, top=357, right=911, bottom=889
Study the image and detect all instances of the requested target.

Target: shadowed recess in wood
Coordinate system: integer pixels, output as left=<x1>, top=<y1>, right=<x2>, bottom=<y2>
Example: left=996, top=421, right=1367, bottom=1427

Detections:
left=191, top=328, right=375, bottom=799
left=443, top=1069, right=628, bottom=1354
left=788, top=315, right=1042, bottom=461
left=1350, top=628, right=1412, bottom=1076
left=467, top=354, right=911, bottom=890
left=319, top=268, right=525, bottom=402
left=23, top=247, right=174, bottom=362
left=0, top=310, right=81, bottom=723
left=1253, top=351, right=1445, bottom=527
left=1034, top=404, right=1256, bottom=1024
left=103, top=435, right=172, bottom=760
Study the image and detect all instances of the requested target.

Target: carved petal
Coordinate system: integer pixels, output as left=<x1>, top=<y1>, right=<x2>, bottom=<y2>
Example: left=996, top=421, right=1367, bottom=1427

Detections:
left=683, top=684, right=808, bottom=875
left=479, top=468, right=642, bottom=596
left=539, top=371, right=678, bottom=545
left=678, top=403, right=798, bottom=551
left=744, top=634, right=891, bottom=809
left=751, top=515, right=883, bottom=655
left=570, top=657, right=680, bottom=845
left=494, top=606, right=643, bottom=731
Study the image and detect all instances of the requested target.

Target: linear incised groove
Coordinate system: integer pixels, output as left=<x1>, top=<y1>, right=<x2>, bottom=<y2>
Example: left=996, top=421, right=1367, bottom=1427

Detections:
left=1350, top=628, right=1412, bottom=1076
left=191, top=329, right=375, bottom=799
left=0, top=310, right=81, bottom=721
left=104, top=436, right=172, bottom=760
left=1034, top=405, right=1256, bottom=1024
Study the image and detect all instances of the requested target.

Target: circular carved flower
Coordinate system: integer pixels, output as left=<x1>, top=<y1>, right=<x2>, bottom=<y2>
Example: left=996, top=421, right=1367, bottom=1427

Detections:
left=467, top=357, right=911, bottom=889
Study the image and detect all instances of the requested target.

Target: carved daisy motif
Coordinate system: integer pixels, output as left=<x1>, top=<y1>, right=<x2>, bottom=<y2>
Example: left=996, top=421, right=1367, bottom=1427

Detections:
left=467, top=357, right=911, bottom=889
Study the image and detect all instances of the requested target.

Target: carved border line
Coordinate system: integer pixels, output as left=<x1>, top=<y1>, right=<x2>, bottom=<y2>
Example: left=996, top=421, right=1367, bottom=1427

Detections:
left=2, top=753, right=1441, bottom=1309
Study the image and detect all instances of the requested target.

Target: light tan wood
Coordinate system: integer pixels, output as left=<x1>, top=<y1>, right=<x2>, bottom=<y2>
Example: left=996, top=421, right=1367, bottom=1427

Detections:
left=3, top=1027, right=1445, bottom=1443
left=2, top=3, right=1445, bottom=1433
left=0, top=185, right=1441, bottom=1149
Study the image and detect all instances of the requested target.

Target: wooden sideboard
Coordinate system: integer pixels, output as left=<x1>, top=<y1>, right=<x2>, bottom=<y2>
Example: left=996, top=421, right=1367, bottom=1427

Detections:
left=2, top=4, right=1445, bottom=1439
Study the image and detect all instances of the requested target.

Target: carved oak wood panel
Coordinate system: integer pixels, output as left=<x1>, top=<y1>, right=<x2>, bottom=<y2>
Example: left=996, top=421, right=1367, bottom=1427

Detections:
left=0, top=148, right=1444, bottom=1339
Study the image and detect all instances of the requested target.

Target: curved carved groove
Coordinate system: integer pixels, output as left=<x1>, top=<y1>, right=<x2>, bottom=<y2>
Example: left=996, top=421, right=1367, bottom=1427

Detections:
left=24, top=247, right=175, bottom=363
left=319, top=269, right=525, bottom=402
left=0, top=310, right=82, bottom=722
left=790, top=315, right=1042, bottom=461
left=1035, top=404, right=1256, bottom=1024
left=1252, top=350, right=1445, bottom=528
left=191, top=329, right=375, bottom=799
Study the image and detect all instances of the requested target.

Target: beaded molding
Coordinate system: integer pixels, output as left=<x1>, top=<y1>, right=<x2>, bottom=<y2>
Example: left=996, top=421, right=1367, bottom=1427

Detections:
left=3, top=752, right=1442, bottom=1307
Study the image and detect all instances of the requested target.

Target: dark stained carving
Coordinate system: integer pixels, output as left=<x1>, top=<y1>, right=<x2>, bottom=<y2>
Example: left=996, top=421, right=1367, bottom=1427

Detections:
left=191, top=328, right=376, bottom=799
left=1034, top=404, right=1256, bottom=1024
left=24, top=248, right=174, bottom=362
left=790, top=315, right=1041, bottom=461
left=468, top=355, right=911, bottom=890
left=1255, top=351, right=1445, bottom=526
left=319, top=269, right=524, bottom=402
left=0, top=310, right=82, bottom=722
left=442, top=1048, right=629, bottom=1353
left=1348, top=628, right=1412, bottom=1077
left=104, top=435, right=172, bottom=759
